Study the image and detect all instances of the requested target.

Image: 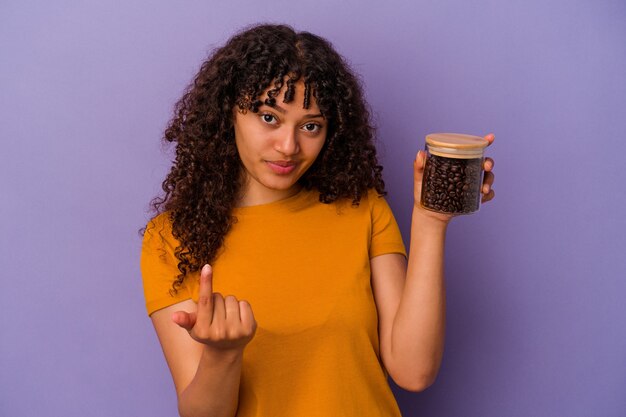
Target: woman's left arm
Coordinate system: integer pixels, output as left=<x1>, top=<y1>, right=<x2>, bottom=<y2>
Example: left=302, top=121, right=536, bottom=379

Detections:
left=371, top=134, right=495, bottom=392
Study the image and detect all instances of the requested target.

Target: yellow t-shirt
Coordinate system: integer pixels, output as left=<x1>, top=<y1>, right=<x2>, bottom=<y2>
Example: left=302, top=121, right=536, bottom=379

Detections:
left=140, top=187, right=407, bottom=416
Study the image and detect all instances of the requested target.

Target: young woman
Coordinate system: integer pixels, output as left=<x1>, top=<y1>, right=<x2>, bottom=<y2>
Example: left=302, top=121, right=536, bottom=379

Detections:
left=140, top=23, right=495, bottom=417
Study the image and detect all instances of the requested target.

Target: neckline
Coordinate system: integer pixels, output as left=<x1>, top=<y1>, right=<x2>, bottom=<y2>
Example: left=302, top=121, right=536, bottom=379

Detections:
left=232, top=187, right=312, bottom=215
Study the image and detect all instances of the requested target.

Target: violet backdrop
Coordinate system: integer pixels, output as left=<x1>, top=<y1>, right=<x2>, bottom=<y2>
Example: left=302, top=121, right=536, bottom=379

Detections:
left=1, top=0, right=625, bottom=416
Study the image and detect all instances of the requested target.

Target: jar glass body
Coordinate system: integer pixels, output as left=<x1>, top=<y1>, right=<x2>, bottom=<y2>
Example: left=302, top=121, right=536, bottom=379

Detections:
left=420, top=144, right=485, bottom=215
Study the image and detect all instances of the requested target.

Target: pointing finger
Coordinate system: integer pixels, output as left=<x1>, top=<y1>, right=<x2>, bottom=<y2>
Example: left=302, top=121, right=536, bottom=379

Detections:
left=195, top=264, right=214, bottom=325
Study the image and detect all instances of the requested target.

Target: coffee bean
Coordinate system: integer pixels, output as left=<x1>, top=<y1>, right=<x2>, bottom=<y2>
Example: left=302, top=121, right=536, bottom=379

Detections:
left=420, top=154, right=483, bottom=214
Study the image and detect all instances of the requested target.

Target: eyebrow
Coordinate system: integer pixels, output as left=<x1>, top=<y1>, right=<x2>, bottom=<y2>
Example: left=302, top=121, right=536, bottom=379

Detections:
left=263, top=103, right=324, bottom=119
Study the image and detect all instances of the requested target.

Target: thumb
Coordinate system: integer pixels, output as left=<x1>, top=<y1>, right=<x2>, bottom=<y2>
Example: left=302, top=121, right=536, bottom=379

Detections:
left=172, top=311, right=197, bottom=331
left=413, top=150, right=426, bottom=181
left=413, top=150, right=427, bottom=204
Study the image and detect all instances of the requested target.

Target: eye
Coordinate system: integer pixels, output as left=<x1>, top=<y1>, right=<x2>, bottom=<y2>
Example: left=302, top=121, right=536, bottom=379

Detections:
left=260, top=113, right=277, bottom=125
left=302, top=123, right=322, bottom=133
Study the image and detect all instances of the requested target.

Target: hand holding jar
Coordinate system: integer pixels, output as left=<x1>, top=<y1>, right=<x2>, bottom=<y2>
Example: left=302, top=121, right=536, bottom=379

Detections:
left=413, top=133, right=496, bottom=223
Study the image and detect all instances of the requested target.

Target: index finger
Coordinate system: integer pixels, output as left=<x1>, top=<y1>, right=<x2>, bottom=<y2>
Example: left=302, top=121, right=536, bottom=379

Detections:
left=195, top=264, right=214, bottom=325
left=484, top=133, right=495, bottom=146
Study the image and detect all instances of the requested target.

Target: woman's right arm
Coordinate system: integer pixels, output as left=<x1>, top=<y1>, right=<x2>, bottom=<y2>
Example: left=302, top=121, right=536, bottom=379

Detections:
left=150, top=264, right=257, bottom=417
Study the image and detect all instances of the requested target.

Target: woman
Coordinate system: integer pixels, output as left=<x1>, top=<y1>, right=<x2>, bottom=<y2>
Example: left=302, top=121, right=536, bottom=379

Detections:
left=140, top=23, right=496, bottom=417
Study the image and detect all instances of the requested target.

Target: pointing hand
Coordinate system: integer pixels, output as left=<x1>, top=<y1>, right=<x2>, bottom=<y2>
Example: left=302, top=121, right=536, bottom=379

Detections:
left=172, top=264, right=257, bottom=352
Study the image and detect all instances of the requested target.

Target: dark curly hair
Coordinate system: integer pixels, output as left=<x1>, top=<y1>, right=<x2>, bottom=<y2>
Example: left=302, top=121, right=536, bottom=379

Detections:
left=145, top=23, right=387, bottom=293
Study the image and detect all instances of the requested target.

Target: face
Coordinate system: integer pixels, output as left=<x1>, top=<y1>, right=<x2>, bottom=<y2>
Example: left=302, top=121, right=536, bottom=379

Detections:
left=233, top=81, right=328, bottom=207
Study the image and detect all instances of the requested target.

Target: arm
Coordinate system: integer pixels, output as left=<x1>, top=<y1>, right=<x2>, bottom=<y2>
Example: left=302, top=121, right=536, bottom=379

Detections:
left=370, top=218, right=446, bottom=392
left=371, top=134, right=496, bottom=392
left=150, top=265, right=257, bottom=417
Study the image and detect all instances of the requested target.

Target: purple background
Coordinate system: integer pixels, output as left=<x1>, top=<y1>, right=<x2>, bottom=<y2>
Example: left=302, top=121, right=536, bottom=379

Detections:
left=2, top=1, right=625, bottom=416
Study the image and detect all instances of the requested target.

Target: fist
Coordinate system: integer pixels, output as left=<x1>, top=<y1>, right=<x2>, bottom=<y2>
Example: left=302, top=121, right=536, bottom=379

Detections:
left=172, top=264, right=257, bottom=352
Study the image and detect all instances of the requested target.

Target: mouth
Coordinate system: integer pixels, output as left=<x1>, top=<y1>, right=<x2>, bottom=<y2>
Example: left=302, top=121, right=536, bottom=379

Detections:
left=265, top=160, right=297, bottom=174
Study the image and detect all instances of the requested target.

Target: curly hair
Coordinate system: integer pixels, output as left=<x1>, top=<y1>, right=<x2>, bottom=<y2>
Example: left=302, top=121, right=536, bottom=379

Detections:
left=145, top=23, right=387, bottom=293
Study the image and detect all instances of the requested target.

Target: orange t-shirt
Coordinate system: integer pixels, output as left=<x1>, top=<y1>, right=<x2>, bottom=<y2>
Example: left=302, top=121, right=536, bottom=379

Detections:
left=140, top=187, right=407, bottom=416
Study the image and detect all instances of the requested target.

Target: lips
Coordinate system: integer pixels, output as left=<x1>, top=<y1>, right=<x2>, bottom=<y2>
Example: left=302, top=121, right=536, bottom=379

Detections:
left=266, top=160, right=297, bottom=174
left=268, top=160, right=296, bottom=167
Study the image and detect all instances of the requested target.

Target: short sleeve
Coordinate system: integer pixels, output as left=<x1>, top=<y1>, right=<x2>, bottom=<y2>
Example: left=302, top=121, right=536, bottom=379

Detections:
left=367, top=189, right=407, bottom=259
left=140, top=212, right=192, bottom=316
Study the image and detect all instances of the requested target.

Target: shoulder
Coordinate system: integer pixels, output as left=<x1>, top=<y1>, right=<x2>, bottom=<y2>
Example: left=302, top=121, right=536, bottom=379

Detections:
left=140, top=211, right=190, bottom=316
left=364, top=188, right=394, bottom=215
left=145, top=211, right=173, bottom=236
left=365, top=188, right=385, bottom=204
left=143, top=211, right=177, bottom=244
left=365, top=187, right=406, bottom=257
left=141, top=211, right=180, bottom=264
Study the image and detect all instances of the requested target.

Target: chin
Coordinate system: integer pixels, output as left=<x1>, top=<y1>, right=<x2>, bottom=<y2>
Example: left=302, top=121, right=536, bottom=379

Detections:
left=264, top=180, right=298, bottom=191
left=264, top=174, right=302, bottom=189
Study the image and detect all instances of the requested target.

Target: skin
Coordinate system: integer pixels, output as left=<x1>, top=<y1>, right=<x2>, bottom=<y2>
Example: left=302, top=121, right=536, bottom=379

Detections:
left=369, top=134, right=495, bottom=390
left=149, top=81, right=331, bottom=416
left=150, top=79, right=497, bottom=409
left=232, top=80, right=328, bottom=207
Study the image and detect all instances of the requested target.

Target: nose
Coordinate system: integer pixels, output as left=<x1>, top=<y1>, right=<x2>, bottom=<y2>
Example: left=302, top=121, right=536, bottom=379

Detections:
left=274, top=127, right=300, bottom=156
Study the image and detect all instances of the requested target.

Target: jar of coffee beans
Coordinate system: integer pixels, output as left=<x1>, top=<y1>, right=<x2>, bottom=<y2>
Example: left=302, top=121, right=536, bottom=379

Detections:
left=420, top=133, right=489, bottom=215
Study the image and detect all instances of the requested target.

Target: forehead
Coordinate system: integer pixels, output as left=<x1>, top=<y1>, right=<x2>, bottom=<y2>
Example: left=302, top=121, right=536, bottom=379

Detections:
left=259, top=79, right=321, bottom=112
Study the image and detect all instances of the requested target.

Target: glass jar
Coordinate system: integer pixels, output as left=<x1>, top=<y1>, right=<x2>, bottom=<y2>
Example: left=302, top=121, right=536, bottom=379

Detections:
left=420, top=133, right=489, bottom=215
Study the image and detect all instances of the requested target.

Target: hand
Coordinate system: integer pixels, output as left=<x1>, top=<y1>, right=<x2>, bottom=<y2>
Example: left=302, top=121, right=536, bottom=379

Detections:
left=480, top=133, right=496, bottom=204
left=172, top=264, right=257, bottom=352
left=413, top=133, right=496, bottom=223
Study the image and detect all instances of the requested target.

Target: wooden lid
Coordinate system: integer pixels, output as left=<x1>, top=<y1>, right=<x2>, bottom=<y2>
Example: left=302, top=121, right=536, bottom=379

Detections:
left=425, top=133, right=489, bottom=149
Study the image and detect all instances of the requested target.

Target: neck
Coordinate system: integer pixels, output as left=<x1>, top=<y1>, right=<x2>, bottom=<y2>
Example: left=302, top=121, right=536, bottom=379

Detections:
left=235, top=183, right=303, bottom=208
